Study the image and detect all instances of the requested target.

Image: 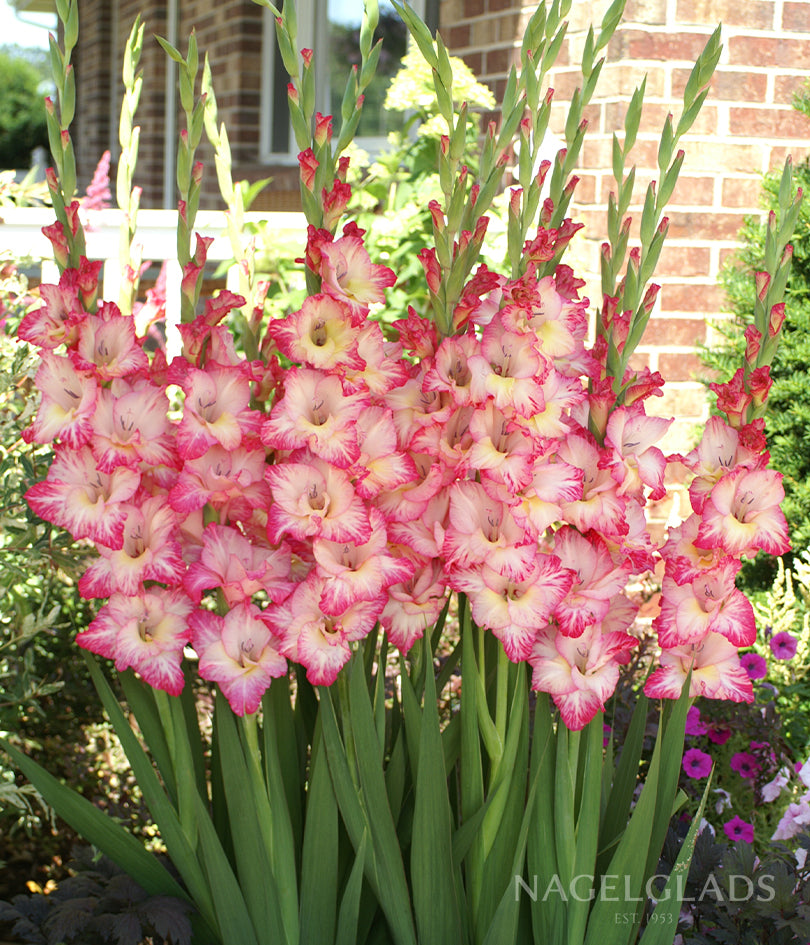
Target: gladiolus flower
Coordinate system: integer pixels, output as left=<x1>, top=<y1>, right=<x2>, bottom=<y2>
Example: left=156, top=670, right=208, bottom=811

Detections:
left=697, top=466, right=789, bottom=558
left=529, top=623, right=637, bottom=730
left=77, top=588, right=194, bottom=695
left=192, top=603, right=287, bottom=715
left=644, top=632, right=754, bottom=703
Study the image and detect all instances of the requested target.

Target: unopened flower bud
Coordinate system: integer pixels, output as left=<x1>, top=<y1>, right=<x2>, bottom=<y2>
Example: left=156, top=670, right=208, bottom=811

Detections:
left=755, top=271, right=770, bottom=301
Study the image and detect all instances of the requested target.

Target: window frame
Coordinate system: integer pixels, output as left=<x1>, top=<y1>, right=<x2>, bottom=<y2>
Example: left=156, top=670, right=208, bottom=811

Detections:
left=259, top=0, right=427, bottom=164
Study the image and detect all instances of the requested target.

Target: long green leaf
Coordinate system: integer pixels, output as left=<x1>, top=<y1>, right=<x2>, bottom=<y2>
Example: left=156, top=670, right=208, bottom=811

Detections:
left=336, top=831, right=369, bottom=945
left=193, top=790, right=262, bottom=945
left=567, top=714, right=605, bottom=944
left=0, top=738, right=188, bottom=902
left=411, top=637, right=463, bottom=945
left=527, top=696, right=563, bottom=945
left=598, top=692, right=649, bottom=869
left=213, top=697, right=285, bottom=945
left=348, top=657, right=418, bottom=945
left=118, top=670, right=177, bottom=804
left=82, top=657, right=217, bottom=932
left=583, top=735, right=663, bottom=945
left=459, top=599, right=485, bottom=925
left=300, top=724, right=338, bottom=945
left=480, top=735, right=548, bottom=945
left=258, top=695, right=301, bottom=944
left=638, top=769, right=713, bottom=945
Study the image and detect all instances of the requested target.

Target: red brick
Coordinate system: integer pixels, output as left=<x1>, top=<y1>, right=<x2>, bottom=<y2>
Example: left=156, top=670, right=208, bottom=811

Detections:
left=462, top=51, right=484, bottom=75
left=647, top=317, right=706, bottom=345
left=721, top=176, right=768, bottom=208
left=660, top=283, right=725, bottom=312
left=775, top=75, right=810, bottom=104
left=598, top=173, right=716, bottom=208
left=729, top=36, right=810, bottom=70
left=605, top=101, right=718, bottom=136
left=769, top=145, right=808, bottom=170
left=676, top=0, right=774, bottom=28
left=729, top=107, right=810, bottom=138
left=672, top=68, right=768, bottom=103
left=597, top=62, right=666, bottom=98
left=658, top=245, right=711, bottom=277
left=670, top=175, right=717, bottom=206
left=680, top=141, right=765, bottom=173
left=447, top=25, right=470, bottom=48
left=488, top=0, right=514, bottom=11
left=626, top=351, right=651, bottom=372
left=719, top=247, right=741, bottom=268
left=573, top=173, right=598, bottom=204
left=623, top=0, right=667, bottom=25
left=784, top=2, right=810, bottom=31
left=616, top=29, right=716, bottom=63
left=462, top=0, right=485, bottom=16
left=486, top=46, right=513, bottom=75
left=547, top=69, right=586, bottom=100
left=657, top=351, right=703, bottom=380
left=667, top=211, right=749, bottom=240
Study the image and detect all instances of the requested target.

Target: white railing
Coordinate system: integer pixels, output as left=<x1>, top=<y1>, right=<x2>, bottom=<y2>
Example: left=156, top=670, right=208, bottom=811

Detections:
left=0, top=206, right=307, bottom=315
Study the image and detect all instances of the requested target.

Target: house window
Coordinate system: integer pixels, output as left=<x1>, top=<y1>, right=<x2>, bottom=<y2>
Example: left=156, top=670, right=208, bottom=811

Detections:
left=260, top=0, right=424, bottom=162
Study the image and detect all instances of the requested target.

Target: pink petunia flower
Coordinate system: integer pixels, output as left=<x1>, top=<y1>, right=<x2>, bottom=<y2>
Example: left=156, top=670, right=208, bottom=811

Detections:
left=682, top=748, right=713, bottom=779
left=723, top=816, right=754, bottom=843
left=740, top=651, right=768, bottom=679
left=730, top=751, right=761, bottom=780
left=685, top=705, right=709, bottom=737
left=770, top=631, right=798, bottom=661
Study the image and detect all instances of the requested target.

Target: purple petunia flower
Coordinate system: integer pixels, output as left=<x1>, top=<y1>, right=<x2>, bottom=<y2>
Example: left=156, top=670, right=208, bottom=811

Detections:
left=682, top=748, right=713, bottom=779
left=770, top=631, right=798, bottom=661
left=730, top=751, right=761, bottom=779
left=685, top=705, right=708, bottom=737
left=740, top=651, right=768, bottom=680
left=724, top=815, right=754, bottom=843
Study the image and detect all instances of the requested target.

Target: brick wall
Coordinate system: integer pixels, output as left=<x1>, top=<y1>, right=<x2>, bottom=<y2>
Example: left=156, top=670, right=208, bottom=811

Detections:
left=75, top=1, right=299, bottom=211
left=443, top=0, right=810, bottom=462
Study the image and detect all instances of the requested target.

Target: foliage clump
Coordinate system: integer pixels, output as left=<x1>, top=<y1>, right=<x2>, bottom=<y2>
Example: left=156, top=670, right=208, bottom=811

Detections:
left=0, top=51, right=49, bottom=170
left=0, top=845, right=192, bottom=945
